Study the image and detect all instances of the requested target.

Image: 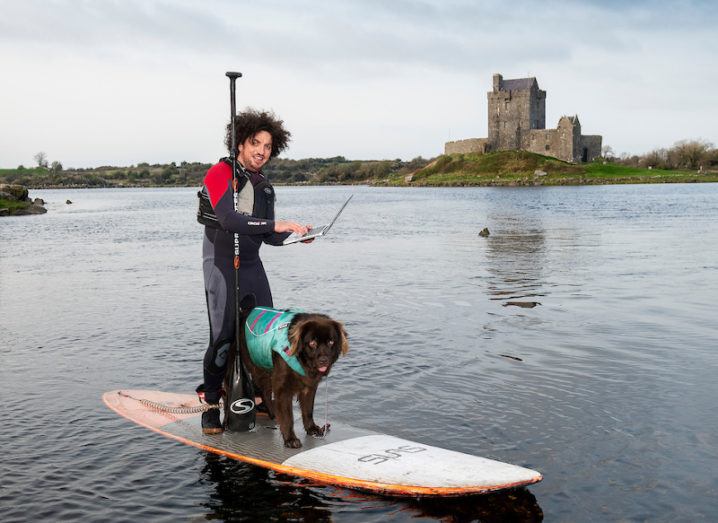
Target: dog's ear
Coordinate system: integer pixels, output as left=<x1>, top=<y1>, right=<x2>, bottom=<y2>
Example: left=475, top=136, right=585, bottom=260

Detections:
left=287, top=317, right=311, bottom=356
left=332, top=320, right=349, bottom=355
left=239, top=293, right=256, bottom=314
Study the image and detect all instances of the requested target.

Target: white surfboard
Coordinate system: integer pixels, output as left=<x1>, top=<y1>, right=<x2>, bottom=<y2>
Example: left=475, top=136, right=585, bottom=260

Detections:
left=103, top=390, right=542, bottom=497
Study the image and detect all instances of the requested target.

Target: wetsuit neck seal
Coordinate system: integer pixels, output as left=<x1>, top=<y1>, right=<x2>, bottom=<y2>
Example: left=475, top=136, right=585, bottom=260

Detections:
left=197, top=158, right=256, bottom=229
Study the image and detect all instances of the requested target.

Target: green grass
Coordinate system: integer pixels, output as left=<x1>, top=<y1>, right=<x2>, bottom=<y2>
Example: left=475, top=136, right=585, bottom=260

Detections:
left=582, top=163, right=718, bottom=183
left=0, top=198, right=30, bottom=212
left=0, top=167, right=47, bottom=175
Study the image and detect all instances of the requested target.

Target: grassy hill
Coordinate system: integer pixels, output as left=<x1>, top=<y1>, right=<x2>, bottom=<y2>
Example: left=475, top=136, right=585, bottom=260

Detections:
left=385, top=150, right=718, bottom=187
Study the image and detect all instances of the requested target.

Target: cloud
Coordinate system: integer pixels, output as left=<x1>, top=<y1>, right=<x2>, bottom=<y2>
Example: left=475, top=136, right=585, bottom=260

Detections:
left=1, top=0, right=716, bottom=165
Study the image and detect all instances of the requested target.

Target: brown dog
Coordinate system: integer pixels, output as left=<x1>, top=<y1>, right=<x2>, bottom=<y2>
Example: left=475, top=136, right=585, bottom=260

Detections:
left=238, top=308, right=348, bottom=448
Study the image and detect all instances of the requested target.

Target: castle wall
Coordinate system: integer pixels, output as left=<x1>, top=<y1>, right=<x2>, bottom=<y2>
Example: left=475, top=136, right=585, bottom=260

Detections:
left=488, top=90, right=536, bottom=150
left=556, top=117, right=581, bottom=163
left=534, top=92, right=546, bottom=130
left=444, top=138, right=488, bottom=155
left=488, top=77, right=546, bottom=152
left=580, top=135, right=602, bottom=162
left=525, top=129, right=561, bottom=159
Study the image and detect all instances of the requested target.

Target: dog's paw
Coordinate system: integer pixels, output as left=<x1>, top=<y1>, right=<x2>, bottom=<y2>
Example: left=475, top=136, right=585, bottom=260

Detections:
left=284, top=436, right=302, bottom=449
left=307, top=423, right=331, bottom=437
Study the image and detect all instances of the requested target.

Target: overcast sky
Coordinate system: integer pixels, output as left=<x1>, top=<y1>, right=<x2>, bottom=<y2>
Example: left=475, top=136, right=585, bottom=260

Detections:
left=1, top=0, right=716, bottom=167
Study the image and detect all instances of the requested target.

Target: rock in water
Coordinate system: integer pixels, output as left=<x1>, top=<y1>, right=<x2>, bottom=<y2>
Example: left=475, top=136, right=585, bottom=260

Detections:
left=66, top=199, right=73, bottom=204
left=478, top=227, right=490, bottom=237
left=503, top=301, right=541, bottom=308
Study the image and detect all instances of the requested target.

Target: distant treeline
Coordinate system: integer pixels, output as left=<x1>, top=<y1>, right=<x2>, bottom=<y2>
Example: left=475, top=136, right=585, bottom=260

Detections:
left=0, top=156, right=432, bottom=188
left=610, top=139, right=717, bottom=171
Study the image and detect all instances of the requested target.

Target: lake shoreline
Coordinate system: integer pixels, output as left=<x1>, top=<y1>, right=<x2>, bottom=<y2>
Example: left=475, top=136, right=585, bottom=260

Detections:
left=3, top=150, right=717, bottom=189
left=19, top=176, right=718, bottom=190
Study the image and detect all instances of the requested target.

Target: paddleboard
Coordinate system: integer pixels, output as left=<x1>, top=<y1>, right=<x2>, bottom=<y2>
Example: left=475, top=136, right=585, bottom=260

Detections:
left=103, top=390, right=542, bottom=497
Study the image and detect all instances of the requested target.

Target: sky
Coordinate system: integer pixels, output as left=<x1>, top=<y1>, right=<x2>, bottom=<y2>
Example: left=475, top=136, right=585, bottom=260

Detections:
left=1, top=0, right=716, bottom=168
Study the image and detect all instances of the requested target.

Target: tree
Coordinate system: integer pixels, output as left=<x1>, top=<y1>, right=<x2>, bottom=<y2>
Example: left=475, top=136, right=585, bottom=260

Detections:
left=640, top=149, right=667, bottom=169
left=51, top=161, right=63, bottom=173
left=669, top=139, right=712, bottom=170
left=601, top=145, right=615, bottom=160
left=706, top=148, right=718, bottom=168
left=34, top=151, right=49, bottom=168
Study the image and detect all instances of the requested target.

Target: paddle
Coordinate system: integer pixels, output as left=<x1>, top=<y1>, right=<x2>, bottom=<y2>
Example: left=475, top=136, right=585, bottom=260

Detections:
left=224, top=71, right=256, bottom=432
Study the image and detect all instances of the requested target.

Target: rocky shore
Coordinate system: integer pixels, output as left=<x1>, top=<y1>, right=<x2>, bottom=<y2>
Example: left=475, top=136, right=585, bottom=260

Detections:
left=0, top=184, right=47, bottom=216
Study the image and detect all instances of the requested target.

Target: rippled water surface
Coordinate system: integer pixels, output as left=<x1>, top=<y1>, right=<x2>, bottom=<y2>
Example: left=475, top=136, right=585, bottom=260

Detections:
left=2, top=184, right=717, bottom=521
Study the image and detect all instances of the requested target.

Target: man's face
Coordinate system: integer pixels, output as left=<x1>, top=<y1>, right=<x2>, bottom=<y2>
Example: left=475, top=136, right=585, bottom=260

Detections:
left=238, top=130, right=272, bottom=172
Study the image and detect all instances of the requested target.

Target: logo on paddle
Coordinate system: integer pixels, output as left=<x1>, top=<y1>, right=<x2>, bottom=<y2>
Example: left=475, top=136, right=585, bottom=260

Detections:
left=230, top=398, right=255, bottom=414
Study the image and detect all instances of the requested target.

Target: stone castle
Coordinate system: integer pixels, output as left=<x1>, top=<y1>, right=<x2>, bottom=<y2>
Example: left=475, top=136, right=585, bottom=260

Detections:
left=445, top=74, right=602, bottom=163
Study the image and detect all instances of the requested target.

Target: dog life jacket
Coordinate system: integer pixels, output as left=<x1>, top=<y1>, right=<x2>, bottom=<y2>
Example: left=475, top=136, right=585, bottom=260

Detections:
left=244, top=307, right=306, bottom=377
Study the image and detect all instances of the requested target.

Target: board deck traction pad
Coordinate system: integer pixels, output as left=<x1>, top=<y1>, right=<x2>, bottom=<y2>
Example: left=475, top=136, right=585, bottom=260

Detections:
left=103, top=390, right=542, bottom=497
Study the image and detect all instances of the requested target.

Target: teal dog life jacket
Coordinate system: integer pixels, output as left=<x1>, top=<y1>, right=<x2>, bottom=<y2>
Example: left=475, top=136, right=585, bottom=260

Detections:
left=244, top=307, right=306, bottom=377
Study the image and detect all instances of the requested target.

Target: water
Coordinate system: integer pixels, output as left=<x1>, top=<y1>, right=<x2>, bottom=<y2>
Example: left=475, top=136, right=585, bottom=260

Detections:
left=2, top=184, right=717, bottom=521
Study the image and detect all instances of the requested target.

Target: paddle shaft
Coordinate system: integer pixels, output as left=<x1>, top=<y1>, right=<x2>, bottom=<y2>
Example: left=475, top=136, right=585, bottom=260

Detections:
left=226, top=71, right=242, bottom=361
left=225, top=71, right=256, bottom=431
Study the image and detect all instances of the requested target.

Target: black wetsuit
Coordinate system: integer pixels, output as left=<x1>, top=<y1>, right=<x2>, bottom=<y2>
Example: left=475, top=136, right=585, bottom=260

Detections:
left=201, top=160, right=290, bottom=404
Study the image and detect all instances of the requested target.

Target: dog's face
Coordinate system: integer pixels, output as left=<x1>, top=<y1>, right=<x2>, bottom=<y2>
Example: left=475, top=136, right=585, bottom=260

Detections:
left=288, top=315, right=348, bottom=377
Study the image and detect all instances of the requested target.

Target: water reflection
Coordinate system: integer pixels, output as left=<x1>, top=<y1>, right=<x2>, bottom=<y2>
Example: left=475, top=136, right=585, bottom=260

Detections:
left=198, top=453, right=543, bottom=522
left=407, top=488, right=543, bottom=522
left=484, top=217, right=548, bottom=304
left=199, top=454, right=333, bottom=521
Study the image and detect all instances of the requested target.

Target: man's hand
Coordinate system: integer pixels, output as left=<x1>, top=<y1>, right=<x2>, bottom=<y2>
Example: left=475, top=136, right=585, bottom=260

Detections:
left=300, top=224, right=315, bottom=243
left=274, top=220, right=309, bottom=236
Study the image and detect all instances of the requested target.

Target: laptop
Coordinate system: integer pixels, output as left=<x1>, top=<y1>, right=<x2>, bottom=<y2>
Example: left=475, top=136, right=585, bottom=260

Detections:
left=283, top=195, right=353, bottom=245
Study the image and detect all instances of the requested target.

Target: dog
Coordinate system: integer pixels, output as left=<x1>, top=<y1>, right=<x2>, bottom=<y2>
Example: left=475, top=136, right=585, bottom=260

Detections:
left=230, top=303, right=348, bottom=448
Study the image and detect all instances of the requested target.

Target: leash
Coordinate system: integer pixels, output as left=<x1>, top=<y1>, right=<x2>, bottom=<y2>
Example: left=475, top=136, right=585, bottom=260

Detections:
left=118, top=391, right=221, bottom=415
left=321, top=376, right=330, bottom=438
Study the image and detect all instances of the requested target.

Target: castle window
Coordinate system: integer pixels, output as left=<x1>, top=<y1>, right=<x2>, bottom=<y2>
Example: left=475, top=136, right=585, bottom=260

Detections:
left=545, top=144, right=550, bottom=151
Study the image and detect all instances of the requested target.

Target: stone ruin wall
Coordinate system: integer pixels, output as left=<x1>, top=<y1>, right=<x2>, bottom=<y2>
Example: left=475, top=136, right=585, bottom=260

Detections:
left=489, top=90, right=541, bottom=150
left=445, top=138, right=488, bottom=155
left=557, top=117, right=582, bottom=163
left=488, top=81, right=546, bottom=152
left=525, top=129, right=561, bottom=158
left=581, top=136, right=602, bottom=162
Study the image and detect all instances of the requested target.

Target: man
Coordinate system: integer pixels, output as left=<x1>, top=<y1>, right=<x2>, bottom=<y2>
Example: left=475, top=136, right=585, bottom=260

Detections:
left=199, top=109, right=311, bottom=434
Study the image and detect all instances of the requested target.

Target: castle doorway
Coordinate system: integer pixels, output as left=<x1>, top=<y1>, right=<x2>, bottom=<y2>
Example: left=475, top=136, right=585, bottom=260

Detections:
left=581, top=147, right=588, bottom=162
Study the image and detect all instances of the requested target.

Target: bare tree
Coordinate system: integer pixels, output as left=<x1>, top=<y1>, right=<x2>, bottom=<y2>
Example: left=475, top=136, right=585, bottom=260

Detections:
left=34, top=151, right=49, bottom=168
left=670, top=139, right=713, bottom=170
left=51, top=161, right=63, bottom=173
left=640, top=149, right=667, bottom=169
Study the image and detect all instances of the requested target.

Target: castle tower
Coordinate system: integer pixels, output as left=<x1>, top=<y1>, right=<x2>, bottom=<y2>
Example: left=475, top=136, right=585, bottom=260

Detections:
left=487, top=74, right=546, bottom=151
left=557, top=115, right=581, bottom=163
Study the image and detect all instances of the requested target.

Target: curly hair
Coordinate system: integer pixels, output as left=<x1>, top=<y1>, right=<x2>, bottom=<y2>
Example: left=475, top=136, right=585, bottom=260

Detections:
left=224, top=109, right=291, bottom=158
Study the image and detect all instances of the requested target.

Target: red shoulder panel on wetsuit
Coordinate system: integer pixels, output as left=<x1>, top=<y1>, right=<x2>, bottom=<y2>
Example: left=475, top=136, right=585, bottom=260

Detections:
left=204, top=162, right=232, bottom=208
